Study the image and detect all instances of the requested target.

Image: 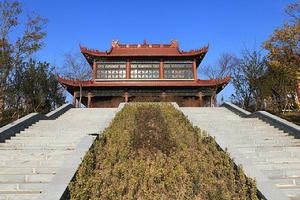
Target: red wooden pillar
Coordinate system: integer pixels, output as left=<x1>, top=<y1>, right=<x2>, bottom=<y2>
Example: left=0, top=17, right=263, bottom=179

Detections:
left=193, top=58, right=197, bottom=81
left=87, top=92, right=92, bottom=108
left=161, top=91, right=166, bottom=101
left=126, top=59, right=130, bottom=79
left=214, top=92, right=217, bottom=107
left=77, top=99, right=81, bottom=108
left=93, top=59, right=96, bottom=81
left=160, top=59, right=164, bottom=79
left=73, top=91, right=77, bottom=108
left=210, top=95, right=213, bottom=107
left=197, top=92, right=203, bottom=107
left=124, top=92, right=129, bottom=103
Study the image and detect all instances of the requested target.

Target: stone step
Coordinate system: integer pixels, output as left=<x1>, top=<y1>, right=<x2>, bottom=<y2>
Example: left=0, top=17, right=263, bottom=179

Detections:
left=218, top=135, right=291, bottom=141
left=0, top=160, right=64, bottom=167
left=0, top=153, right=70, bottom=161
left=237, top=146, right=300, bottom=153
left=0, top=146, right=75, bottom=150
left=198, top=124, right=281, bottom=131
left=15, top=133, right=88, bottom=137
left=0, top=168, right=57, bottom=175
left=0, top=174, right=53, bottom=183
left=234, top=143, right=300, bottom=148
left=243, top=151, right=298, bottom=159
left=0, top=149, right=72, bottom=154
left=263, top=169, right=300, bottom=179
left=256, top=162, right=300, bottom=170
left=9, top=136, right=82, bottom=141
left=276, top=186, right=300, bottom=200
left=0, top=183, right=47, bottom=193
left=0, top=107, right=118, bottom=199
left=0, top=193, right=40, bottom=200
left=5, top=139, right=80, bottom=145
left=0, top=143, right=77, bottom=148
left=181, top=106, right=300, bottom=200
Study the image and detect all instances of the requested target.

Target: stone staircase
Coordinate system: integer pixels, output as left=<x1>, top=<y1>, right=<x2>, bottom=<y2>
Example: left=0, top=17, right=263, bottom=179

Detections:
left=0, top=108, right=117, bottom=200
left=181, top=107, right=300, bottom=200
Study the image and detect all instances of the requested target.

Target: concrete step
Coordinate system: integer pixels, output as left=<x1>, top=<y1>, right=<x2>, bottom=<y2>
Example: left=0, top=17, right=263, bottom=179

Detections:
left=263, top=170, right=300, bottom=179
left=0, top=154, right=69, bottom=161
left=0, top=183, right=47, bottom=193
left=0, top=107, right=118, bottom=199
left=278, top=187, right=300, bottom=197
left=0, top=168, right=57, bottom=175
left=9, top=136, right=82, bottom=141
left=0, top=160, right=64, bottom=168
left=15, top=133, right=88, bottom=138
left=0, top=146, right=75, bottom=150
left=0, top=174, right=53, bottom=183
left=181, top=106, right=300, bottom=200
left=0, top=143, right=77, bottom=148
left=5, top=140, right=80, bottom=145
left=0, top=193, right=40, bottom=200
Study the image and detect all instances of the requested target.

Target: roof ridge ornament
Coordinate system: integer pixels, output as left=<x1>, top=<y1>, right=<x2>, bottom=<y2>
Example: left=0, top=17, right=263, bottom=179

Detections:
left=170, top=39, right=178, bottom=48
left=112, top=40, right=119, bottom=48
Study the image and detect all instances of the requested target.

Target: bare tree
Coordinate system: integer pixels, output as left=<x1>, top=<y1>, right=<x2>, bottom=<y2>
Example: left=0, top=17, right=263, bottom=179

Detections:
left=62, top=52, right=91, bottom=107
left=285, top=0, right=300, bottom=23
left=231, top=48, right=267, bottom=111
left=203, top=53, right=236, bottom=106
left=0, top=0, right=47, bottom=120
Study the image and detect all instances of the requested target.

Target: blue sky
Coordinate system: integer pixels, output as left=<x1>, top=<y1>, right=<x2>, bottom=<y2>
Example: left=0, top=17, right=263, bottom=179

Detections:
left=22, top=0, right=293, bottom=101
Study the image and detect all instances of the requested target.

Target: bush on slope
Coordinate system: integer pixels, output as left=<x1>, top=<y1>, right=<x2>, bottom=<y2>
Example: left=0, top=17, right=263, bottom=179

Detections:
left=69, top=103, right=258, bottom=200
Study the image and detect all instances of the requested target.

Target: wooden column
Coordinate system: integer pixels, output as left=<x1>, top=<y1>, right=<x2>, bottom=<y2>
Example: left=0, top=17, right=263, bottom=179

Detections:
left=160, top=59, right=164, bottom=79
left=213, top=92, right=217, bottom=107
left=197, top=92, right=203, bottom=107
left=193, top=58, right=197, bottom=81
left=161, top=91, right=166, bottom=101
left=126, top=59, right=130, bottom=79
left=210, top=95, right=213, bottom=107
left=93, top=59, right=96, bottom=81
left=73, top=91, right=77, bottom=108
left=87, top=92, right=92, bottom=108
left=124, top=92, right=128, bottom=103
left=77, top=98, right=81, bottom=108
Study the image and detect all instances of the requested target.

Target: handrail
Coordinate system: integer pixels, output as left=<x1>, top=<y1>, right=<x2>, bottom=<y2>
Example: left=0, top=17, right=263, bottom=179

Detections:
left=222, top=102, right=300, bottom=138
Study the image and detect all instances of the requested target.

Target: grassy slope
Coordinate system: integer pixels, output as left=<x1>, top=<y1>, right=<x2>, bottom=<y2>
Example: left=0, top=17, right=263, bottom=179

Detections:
left=279, top=112, right=300, bottom=126
left=69, top=104, right=258, bottom=200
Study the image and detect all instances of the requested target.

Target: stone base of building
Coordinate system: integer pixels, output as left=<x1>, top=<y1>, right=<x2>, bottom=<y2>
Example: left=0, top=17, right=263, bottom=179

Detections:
left=78, top=95, right=214, bottom=108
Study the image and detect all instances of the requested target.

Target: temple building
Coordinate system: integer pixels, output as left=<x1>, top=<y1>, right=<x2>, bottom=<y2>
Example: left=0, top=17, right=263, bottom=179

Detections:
left=58, top=40, right=230, bottom=108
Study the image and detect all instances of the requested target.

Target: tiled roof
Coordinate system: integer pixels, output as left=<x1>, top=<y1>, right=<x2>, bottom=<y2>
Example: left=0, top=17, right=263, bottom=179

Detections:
left=80, top=40, right=208, bottom=57
left=57, top=76, right=230, bottom=88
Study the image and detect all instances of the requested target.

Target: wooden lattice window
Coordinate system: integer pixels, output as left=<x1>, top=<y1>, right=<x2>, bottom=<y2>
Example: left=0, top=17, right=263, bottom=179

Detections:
left=96, top=62, right=126, bottom=80
left=130, top=61, right=160, bottom=79
left=164, top=61, right=193, bottom=79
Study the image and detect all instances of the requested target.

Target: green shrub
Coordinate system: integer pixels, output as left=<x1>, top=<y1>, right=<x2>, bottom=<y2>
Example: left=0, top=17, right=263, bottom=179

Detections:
left=69, top=103, right=258, bottom=200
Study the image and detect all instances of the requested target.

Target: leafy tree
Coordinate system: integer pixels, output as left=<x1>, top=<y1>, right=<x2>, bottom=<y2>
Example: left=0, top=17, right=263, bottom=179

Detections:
left=263, top=0, right=300, bottom=111
left=4, top=60, right=65, bottom=125
left=0, top=0, right=47, bottom=120
left=62, top=52, right=92, bottom=107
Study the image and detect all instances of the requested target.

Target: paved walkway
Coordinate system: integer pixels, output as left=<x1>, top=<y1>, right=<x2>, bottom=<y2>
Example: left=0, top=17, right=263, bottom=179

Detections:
left=181, top=107, right=300, bottom=200
left=0, top=108, right=117, bottom=200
